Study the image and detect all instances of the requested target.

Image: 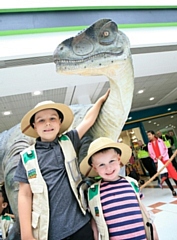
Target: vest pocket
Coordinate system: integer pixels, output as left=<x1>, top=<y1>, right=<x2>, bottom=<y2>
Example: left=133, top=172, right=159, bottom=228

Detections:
left=67, top=157, right=82, bottom=182
left=32, top=211, right=40, bottom=229
left=32, top=211, right=40, bottom=239
left=30, top=184, right=44, bottom=211
left=30, top=183, right=43, bottom=194
left=96, top=224, right=105, bottom=238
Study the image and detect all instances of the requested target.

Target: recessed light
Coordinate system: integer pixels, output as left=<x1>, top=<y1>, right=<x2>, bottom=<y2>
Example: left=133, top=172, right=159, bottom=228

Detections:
left=154, top=122, right=156, bottom=124
left=129, top=131, right=134, bottom=134
left=128, top=117, right=132, bottom=120
left=2, top=111, right=12, bottom=116
left=171, top=116, right=174, bottom=118
left=149, top=97, right=154, bottom=101
left=157, top=124, right=160, bottom=126
left=138, top=90, right=144, bottom=94
left=32, top=90, right=43, bottom=96
left=167, top=108, right=171, bottom=111
left=148, top=121, right=151, bottom=123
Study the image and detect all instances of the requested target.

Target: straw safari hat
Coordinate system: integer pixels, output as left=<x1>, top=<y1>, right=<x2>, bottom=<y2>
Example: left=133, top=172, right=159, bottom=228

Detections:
left=80, top=137, right=132, bottom=177
left=21, top=100, right=74, bottom=138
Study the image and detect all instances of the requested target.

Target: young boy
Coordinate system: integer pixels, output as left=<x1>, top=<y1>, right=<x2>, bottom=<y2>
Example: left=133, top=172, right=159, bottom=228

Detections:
left=0, top=182, right=14, bottom=239
left=80, top=137, right=159, bottom=240
left=14, top=91, right=109, bottom=240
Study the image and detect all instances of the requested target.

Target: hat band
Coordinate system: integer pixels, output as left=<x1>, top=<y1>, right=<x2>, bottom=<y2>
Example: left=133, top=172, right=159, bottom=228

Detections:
left=22, top=124, right=31, bottom=134
left=85, top=166, right=93, bottom=177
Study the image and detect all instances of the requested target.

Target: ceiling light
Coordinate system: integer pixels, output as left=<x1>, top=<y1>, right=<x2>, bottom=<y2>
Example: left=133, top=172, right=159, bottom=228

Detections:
left=157, top=124, right=160, bottom=126
left=32, top=90, right=43, bottom=96
left=154, top=122, right=156, bottom=124
left=148, top=121, right=151, bottom=123
left=131, top=136, right=136, bottom=139
left=2, top=111, right=12, bottom=116
left=149, top=97, right=154, bottom=101
left=138, top=90, right=144, bottom=94
left=171, top=116, right=174, bottom=118
left=167, top=108, right=171, bottom=111
left=128, top=117, right=132, bottom=120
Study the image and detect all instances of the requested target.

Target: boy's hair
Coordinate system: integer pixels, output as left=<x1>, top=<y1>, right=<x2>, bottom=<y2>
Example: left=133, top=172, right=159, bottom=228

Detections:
left=88, top=147, right=122, bottom=166
left=0, top=182, right=10, bottom=216
left=30, top=108, right=64, bottom=128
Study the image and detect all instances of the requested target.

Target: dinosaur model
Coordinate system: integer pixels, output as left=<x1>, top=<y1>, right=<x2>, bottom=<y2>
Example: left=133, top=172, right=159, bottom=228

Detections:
left=54, top=18, right=134, bottom=141
left=0, top=19, right=134, bottom=239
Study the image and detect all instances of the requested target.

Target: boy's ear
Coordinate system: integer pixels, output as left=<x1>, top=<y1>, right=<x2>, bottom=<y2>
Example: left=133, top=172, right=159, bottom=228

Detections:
left=2, top=202, right=8, bottom=209
left=91, top=164, right=98, bottom=173
left=33, top=123, right=37, bottom=131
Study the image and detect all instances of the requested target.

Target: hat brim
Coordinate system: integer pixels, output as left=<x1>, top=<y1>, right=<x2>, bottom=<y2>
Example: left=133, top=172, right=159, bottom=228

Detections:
left=80, top=142, right=131, bottom=177
left=21, top=103, right=74, bottom=138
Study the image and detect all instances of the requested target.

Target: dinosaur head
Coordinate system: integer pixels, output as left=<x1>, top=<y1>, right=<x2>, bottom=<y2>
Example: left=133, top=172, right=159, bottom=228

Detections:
left=53, top=19, right=131, bottom=76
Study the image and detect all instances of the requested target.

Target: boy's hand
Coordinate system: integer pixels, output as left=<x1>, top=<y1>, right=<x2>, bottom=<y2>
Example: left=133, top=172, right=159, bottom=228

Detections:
left=99, top=89, right=110, bottom=103
left=76, top=88, right=110, bottom=139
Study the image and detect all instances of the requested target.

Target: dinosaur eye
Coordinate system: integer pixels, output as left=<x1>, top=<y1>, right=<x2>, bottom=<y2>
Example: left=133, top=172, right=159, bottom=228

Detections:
left=98, top=21, right=118, bottom=45
left=103, top=31, right=109, bottom=37
left=99, top=29, right=116, bottom=45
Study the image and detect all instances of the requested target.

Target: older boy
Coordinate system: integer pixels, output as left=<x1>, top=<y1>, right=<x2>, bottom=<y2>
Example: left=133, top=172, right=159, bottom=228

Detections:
left=14, top=91, right=109, bottom=240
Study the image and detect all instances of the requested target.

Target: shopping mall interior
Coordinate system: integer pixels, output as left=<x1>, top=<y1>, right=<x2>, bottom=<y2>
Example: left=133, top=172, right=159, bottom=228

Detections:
left=0, top=2, right=177, bottom=239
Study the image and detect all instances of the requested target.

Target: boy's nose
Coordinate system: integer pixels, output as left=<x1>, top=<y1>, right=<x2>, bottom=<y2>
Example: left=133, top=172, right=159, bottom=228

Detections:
left=106, top=165, right=112, bottom=171
left=46, top=121, right=51, bottom=125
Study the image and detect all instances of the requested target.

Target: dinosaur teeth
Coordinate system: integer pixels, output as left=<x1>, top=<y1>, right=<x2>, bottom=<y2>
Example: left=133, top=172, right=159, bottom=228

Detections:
left=57, top=51, right=124, bottom=65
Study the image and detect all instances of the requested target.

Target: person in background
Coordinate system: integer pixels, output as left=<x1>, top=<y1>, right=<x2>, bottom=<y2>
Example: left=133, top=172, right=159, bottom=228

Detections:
left=80, top=137, right=159, bottom=240
left=137, top=140, right=157, bottom=179
left=147, top=130, right=177, bottom=196
left=156, top=130, right=177, bottom=170
left=14, top=90, right=109, bottom=240
left=0, top=182, right=14, bottom=239
left=168, top=130, right=177, bottom=150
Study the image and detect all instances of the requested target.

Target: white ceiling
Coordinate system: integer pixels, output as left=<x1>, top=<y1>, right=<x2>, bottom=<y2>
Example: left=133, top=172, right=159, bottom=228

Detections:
left=0, top=27, right=177, bottom=134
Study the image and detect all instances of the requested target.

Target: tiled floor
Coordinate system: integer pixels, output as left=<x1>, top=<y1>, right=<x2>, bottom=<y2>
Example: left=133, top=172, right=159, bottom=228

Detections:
left=141, top=178, right=177, bottom=240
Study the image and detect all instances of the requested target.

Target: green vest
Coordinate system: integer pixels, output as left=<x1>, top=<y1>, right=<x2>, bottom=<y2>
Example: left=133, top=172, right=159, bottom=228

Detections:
left=162, top=134, right=171, bottom=148
left=1, top=215, right=13, bottom=239
left=21, top=135, right=86, bottom=240
left=137, top=149, right=149, bottom=159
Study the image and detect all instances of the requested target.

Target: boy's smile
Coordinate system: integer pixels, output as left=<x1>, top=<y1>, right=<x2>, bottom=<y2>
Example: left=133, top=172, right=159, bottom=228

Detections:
left=92, top=149, right=121, bottom=181
left=33, top=109, right=62, bottom=142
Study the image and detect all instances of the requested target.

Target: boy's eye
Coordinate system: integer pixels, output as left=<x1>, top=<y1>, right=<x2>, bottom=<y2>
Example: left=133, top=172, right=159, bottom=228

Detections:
left=110, top=160, right=115, bottom=163
left=51, top=117, right=57, bottom=121
left=38, top=119, right=44, bottom=122
left=99, top=164, right=105, bottom=167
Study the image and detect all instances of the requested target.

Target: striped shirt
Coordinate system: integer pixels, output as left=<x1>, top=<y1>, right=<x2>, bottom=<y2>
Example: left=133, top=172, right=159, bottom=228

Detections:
left=100, top=178, right=147, bottom=240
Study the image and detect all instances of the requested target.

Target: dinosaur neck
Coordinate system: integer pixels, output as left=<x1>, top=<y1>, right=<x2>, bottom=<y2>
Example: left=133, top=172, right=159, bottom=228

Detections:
left=90, top=58, right=134, bottom=141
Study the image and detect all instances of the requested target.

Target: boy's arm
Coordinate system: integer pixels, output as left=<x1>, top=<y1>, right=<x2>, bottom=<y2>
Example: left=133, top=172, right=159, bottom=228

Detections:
left=18, top=182, right=36, bottom=240
left=91, top=217, right=99, bottom=240
left=76, top=89, right=110, bottom=139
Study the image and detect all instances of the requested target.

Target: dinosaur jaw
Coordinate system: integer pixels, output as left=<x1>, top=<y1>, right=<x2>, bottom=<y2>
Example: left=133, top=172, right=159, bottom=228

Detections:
left=54, top=51, right=128, bottom=76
